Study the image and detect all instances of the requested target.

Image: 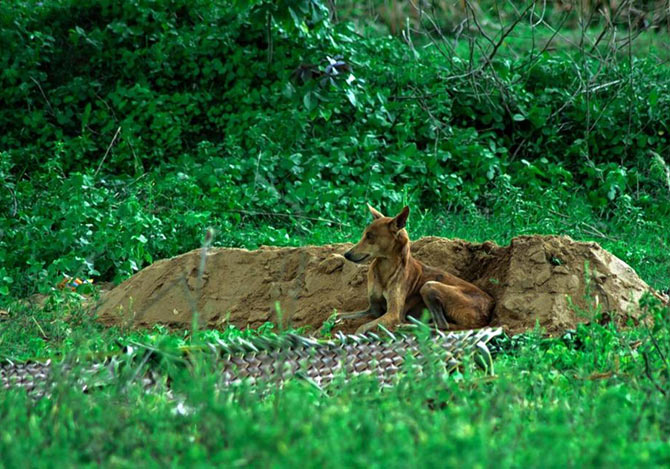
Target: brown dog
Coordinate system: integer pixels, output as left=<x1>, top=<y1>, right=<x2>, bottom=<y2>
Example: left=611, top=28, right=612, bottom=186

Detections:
left=339, top=204, right=494, bottom=334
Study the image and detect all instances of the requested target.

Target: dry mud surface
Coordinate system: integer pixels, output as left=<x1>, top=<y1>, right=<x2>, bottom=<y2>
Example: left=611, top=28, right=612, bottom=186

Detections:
left=96, top=235, right=660, bottom=335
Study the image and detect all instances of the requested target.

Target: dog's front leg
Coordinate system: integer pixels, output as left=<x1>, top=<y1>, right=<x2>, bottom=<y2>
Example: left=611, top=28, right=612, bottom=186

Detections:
left=338, top=272, right=386, bottom=322
left=355, top=293, right=403, bottom=334
left=337, top=295, right=385, bottom=322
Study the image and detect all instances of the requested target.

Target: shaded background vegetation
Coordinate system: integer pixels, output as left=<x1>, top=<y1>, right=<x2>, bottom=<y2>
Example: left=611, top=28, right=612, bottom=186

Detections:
left=1, top=0, right=669, bottom=296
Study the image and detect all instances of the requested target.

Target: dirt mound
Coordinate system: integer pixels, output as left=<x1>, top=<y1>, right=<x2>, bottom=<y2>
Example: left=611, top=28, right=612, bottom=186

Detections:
left=96, top=235, right=661, bottom=335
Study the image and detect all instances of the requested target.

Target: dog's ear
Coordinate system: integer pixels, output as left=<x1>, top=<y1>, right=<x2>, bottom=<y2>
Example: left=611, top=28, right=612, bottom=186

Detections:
left=390, top=206, right=410, bottom=231
left=367, top=204, right=384, bottom=220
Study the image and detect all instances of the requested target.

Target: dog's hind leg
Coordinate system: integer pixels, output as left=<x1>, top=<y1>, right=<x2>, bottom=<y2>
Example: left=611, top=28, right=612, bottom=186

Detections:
left=419, top=284, right=451, bottom=329
left=420, top=281, right=489, bottom=329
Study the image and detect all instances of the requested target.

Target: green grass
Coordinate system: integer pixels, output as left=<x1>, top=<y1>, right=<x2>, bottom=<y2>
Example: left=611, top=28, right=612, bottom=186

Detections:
left=1, top=301, right=669, bottom=467
left=1, top=173, right=668, bottom=467
left=2, top=0, right=670, bottom=465
left=2, top=195, right=668, bottom=465
left=1, top=205, right=668, bottom=467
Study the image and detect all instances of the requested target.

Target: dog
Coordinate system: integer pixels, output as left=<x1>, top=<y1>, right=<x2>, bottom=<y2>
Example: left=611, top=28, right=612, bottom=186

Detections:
left=339, top=204, right=494, bottom=334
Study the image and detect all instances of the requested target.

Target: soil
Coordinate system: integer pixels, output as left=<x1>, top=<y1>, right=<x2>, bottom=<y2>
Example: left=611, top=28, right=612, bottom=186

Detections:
left=95, top=235, right=663, bottom=335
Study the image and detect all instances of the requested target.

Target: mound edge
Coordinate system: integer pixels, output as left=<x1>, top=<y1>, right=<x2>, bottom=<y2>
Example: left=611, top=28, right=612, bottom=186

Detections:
left=95, top=235, right=661, bottom=335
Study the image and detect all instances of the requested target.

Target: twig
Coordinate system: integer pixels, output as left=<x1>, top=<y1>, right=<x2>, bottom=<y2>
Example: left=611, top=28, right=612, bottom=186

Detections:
left=645, top=325, right=670, bottom=378
left=580, top=79, right=622, bottom=93
left=94, top=91, right=119, bottom=123
left=531, top=12, right=603, bottom=61
left=408, top=84, right=447, bottom=132
left=579, top=221, right=608, bottom=239
left=485, top=3, right=535, bottom=63
left=573, top=371, right=613, bottom=381
left=94, top=126, right=122, bottom=177
left=326, top=0, right=337, bottom=22
left=414, top=0, right=458, bottom=67
left=579, top=225, right=618, bottom=242
left=454, top=2, right=533, bottom=116
left=464, top=0, right=496, bottom=49
left=530, top=0, right=547, bottom=28
left=198, top=228, right=214, bottom=292
left=590, top=0, right=633, bottom=53
left=389, top=93, right=441, bottom=101
left=590, top=15, right=612, bottom=54
left=226, top=209, right=349, bottom=227
left=642, top=351, right=667, bottom=396
left=266, top=9, right=273, bottom=64
left=29, top=76, right=56, bottom=117
left=31, top=316, right=48, bottom=340
left=546, top=76, right=587, bottom=124
left=585, top=81, right=628, bottom=134
left=625, top=2, right=635, bottom=165
left=124, top=349, right=154, bottom=391
left=112, top=172, right=147, bottom=198
left=578, top=0, right=598, bottom=51
left=548, top=209, right=568, bottom=219
left=125, top=136, right=142, bottom=174
left=250, top=151, right=263, bottom=199
left=6, top=185, right=18, bottom=217
left=516, top=10, right=569, bottom=79
left=552, top=217, right=619, bottom=242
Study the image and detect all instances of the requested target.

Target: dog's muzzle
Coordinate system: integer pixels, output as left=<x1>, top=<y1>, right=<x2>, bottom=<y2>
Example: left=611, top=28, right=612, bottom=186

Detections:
left=344, top=251, right=369, bottom=263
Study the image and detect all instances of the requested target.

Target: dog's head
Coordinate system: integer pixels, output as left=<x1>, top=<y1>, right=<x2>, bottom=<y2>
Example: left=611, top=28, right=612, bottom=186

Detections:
left=344, top=204, right=410, bottom=263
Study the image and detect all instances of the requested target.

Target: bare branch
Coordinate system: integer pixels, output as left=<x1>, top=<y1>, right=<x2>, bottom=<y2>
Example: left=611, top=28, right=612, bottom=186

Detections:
left=29, top=76, right=56, bottom=117
left=486, top=2, right=535, bottom=64
left=225, top=209, right=349, bottom=227
left=94, top=126, right=122, bottom=177
left=643, top=352, right=667, bottom=396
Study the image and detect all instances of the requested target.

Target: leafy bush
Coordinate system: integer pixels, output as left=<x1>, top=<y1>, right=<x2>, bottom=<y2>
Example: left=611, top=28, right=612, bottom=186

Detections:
left=1, top=0, right=669, bottom=296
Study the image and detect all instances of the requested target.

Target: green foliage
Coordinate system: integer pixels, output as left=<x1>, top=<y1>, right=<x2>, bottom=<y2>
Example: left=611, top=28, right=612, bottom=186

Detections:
left=0, top=0, right=332, bottom=173
left=1, top=0, right=670, bottom=295
left=1, top=301, right=670, bottom=466
left=2, top=1, right=670, bottom=464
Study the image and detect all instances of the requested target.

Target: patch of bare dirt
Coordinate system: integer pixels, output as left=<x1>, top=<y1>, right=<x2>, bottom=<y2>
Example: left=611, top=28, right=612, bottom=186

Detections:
left=95, top=235, right=662, bottom=335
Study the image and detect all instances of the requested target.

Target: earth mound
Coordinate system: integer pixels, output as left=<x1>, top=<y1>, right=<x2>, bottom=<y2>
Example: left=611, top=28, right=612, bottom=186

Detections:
left=95, top=235, right=662, bottom=335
